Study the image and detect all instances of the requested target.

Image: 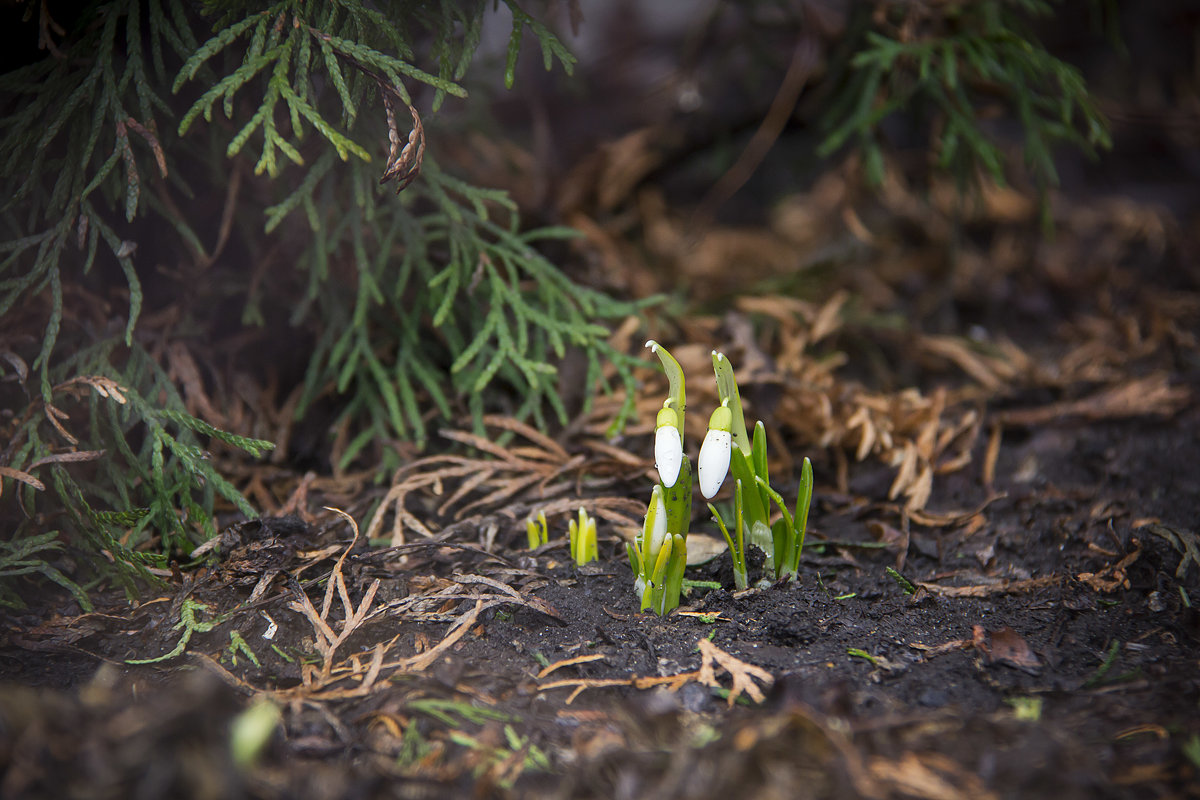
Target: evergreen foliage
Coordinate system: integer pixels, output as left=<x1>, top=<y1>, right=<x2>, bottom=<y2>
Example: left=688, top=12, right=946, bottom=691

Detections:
left=819, top=1, right=1111, bottom=211
left=0, top=0, right=638, bottom=605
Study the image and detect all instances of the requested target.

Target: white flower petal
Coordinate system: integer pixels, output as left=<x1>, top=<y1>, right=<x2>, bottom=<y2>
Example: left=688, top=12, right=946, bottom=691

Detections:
left=654, top=424, right=683, bottom=487
left=698, top=428, right=731, bottom=499
left=647, top=489, right=669, bottom=559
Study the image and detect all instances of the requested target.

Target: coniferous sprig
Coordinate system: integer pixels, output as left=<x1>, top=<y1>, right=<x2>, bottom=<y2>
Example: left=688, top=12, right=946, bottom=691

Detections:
left=1, top=343, right=273, bottom=606
left=171, top=4, right=465, bottom=175
left=1, top=0, right=194, bottom=397
left=288, top=153, right=647, bottom=470
left=0, top=0, right=642, bottom=607
left=819, top=0, right=1111, bottom=208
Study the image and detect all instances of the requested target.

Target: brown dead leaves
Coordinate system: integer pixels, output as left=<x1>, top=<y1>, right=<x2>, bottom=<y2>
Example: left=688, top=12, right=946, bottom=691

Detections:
left=1077, top=539, right=1143, bottom=593
left=995, top=374, right=1189, bottom=428
left=866, top=751, right=1000, bottom=800
left=912, top=624, right=1042, bottom=674
left=367, top=415, right=647, bottom=547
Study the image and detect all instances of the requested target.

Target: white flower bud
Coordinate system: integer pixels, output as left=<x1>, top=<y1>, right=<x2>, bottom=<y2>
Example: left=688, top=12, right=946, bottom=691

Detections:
left=699, top=403, right=733, bottom=499
left=645, top=487, right=669, bottom=560
left=654, top=423, right=683, bottom=487
left=698, top=428, right=731, bottom=499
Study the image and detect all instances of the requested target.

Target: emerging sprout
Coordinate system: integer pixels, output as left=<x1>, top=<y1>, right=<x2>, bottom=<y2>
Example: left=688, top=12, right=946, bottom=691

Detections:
left=525, top=511, right=548, bottom=549
left=644, top=486, right=669, bottom=565
left=699, top=402, right=733, bottom=499
left=628, top=472, right=688, bottom=615
left=568, top=506, right=598, bottom=566
left=230, top=698, right=282, bottom=770
left=654, top=406, right=684, bottom=487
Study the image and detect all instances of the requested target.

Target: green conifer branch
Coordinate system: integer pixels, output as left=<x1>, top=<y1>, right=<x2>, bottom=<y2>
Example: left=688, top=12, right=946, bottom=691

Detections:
left=820, top=1, right=1111, bottom=200
left=1, top=0, right=648, bottom=605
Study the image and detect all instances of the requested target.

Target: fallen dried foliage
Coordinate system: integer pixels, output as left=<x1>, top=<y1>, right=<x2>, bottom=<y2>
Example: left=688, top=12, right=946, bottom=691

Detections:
left=538, top=637, right=773, bottom=707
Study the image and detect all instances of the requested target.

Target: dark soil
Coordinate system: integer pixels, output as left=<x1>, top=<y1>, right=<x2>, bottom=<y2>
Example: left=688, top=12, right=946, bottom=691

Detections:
left=2, top=397, right=1199, bottom=799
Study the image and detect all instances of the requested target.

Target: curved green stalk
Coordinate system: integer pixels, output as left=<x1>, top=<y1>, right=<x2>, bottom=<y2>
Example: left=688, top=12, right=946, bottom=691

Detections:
left=709, top=479, right=748, bottom=591
left=711, top=350, right=749, bottom=454
left=646, top=340, right=686, bottom=438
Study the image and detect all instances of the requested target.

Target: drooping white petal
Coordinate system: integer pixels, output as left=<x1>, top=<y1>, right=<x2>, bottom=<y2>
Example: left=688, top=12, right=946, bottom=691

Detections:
left=654, top=424, right=683, bottom=487
left=698, top=428, right=732, bottom=499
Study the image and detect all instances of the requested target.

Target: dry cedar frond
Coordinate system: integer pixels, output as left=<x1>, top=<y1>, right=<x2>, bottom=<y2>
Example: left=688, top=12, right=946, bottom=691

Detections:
left=164, top=341, right=226, bottom=427
left=0, top=465, right=46, bottom=493
left=273, top=514, right=564, bottom=703
left=379, top=94, right=424, bottom=192
left=1076, top=539, right=1142, bottom=593
left=286, top=508, right=381, bottom=684
left=995, top=374, right=1190, bottom=427
left=368, top=415, right=646, bottom=547
left=915, top=575, right=1058, bottom=597
left=539, top=638, right=773, bottom=707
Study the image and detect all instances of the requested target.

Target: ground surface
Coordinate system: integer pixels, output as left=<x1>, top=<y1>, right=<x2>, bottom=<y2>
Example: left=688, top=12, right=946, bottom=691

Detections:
left=1, top=312, right=1198, bottom=798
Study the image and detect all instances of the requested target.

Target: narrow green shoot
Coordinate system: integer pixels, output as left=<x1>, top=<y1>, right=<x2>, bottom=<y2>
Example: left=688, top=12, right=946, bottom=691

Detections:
left=568, top=506, right=597, bottom=566
left=1083, top=640, right=1122, bottom=688
left=847, top=648, right=880, bottom=667
left=525, top=511, right=548, bottom=549
left=627, top=484, right=688, bottom=615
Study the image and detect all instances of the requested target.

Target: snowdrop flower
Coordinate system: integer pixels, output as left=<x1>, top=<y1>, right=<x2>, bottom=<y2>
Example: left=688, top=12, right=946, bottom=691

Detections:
left=653, top=406, right=683, bottom=487
left=699, top=402, right=733, bottom=499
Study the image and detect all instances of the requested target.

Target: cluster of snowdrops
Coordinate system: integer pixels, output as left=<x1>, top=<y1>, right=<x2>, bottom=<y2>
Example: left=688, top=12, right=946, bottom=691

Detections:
left=530, top=341, right=813, bottom=616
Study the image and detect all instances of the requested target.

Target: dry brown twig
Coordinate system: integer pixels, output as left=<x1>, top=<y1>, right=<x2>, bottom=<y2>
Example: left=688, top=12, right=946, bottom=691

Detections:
left=287, top=507, right=381, bottom=686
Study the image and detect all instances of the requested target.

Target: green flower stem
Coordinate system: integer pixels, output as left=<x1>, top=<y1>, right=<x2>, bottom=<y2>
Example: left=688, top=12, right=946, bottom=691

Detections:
left=709, top=479, right=748, bottom=590
left=659, top=534, right=687, bottom=615
left=646, top=340, right=686, bottom=438
left=711, top=351, right=750, bottom=454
